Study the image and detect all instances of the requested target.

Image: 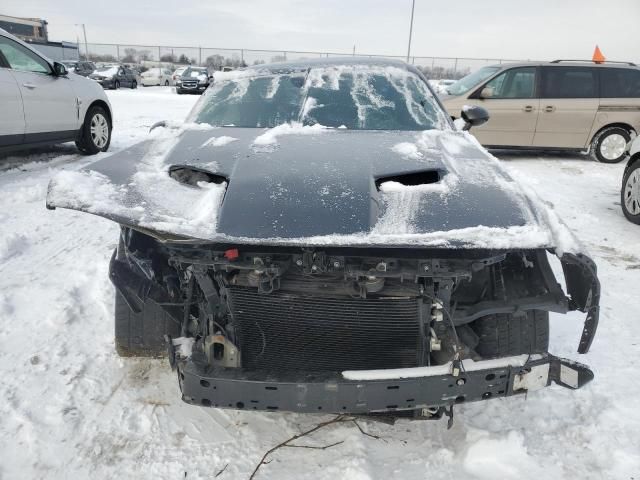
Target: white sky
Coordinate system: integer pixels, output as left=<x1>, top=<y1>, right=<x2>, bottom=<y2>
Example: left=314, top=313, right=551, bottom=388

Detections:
left=3, top=0, right=640, bottom=61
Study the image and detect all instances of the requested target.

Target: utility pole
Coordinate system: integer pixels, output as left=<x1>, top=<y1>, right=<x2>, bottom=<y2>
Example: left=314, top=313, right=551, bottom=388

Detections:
left=406, top=0, right=415, bottom=63
left=75, top=24, right=88, bottom=59
left=81, top=24, right=88, bottom=60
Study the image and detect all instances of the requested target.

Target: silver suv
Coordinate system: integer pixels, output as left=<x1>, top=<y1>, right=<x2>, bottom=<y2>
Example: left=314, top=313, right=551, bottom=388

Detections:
left=440, top=60, right=640, bottom=163
left=0, top=28, right=112, bottom=155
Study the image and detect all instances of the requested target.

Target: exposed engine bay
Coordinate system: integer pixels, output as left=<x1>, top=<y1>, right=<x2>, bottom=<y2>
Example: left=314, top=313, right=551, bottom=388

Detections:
left=111, top=227, right=599, bottom=419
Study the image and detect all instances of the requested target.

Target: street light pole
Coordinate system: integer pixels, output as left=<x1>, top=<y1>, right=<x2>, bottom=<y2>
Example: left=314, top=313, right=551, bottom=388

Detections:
left=406, top=0, right=415, bottom=63
left=75, top=24, right=89, bottom=59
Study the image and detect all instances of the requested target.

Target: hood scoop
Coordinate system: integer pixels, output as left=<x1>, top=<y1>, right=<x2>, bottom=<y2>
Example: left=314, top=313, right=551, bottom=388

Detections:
left=169, top=165, right=227, bottom=187
left=375, top=170, right=441, bottom=190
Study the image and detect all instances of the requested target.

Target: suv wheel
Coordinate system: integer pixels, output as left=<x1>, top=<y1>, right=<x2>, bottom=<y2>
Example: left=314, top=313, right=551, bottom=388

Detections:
left=75, top=105, right=111, bottom=155
left=591, top=126, right=631, bottom=163
left=622, top=160, right=640, bottom=224
left=131, top=80, right=137, bottom=89
left=114, top=80, right=120, bottom=90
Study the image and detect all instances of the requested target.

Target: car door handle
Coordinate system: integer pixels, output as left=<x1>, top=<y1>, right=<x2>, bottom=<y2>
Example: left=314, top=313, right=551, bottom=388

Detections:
left=523, top=105, right=534, bottom=112
left=544, top=105, right=556, bottom=112
left=22, top=83, right=37, bottom=89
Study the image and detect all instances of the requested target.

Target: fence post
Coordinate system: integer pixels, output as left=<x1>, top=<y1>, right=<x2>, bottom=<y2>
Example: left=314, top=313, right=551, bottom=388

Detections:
left=283, top=51, right=287, bottom=60
left=158, top=46, right=161, bottom=62
left=116, top=44, right=120, bottom=61
left=199, top=47, right=202, bottom=66
left=241, top=49, right=244, bottom=64
left=453, top=58, right=458, bottom=74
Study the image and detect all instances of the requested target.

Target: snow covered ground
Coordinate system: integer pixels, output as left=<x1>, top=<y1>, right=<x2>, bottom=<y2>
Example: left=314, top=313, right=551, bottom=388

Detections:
left=0, top=86, right=638, bottom=480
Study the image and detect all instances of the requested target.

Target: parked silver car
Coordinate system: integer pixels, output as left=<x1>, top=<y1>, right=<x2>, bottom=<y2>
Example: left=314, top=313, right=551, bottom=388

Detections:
left=622, top=136, right=640, bottom=224
left=0, top=27, right=113, bottom=155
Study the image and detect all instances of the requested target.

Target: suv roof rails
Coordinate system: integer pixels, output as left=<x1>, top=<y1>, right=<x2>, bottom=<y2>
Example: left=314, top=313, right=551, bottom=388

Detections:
left=550, top=59, right=637, bottom=66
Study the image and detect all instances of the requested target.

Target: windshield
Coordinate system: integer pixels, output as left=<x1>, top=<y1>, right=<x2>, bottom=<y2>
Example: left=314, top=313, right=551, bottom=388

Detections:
left=184, top=67, right=207, bottom=77
left=191, top=65, right=449, bottom=131
left=446, top=66, right=501, bottom=96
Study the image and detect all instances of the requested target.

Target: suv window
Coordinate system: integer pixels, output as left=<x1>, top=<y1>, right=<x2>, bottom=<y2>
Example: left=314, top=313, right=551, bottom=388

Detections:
left=0, top=36, right=50, bottom=74
left=483, top=67, right=536, bottom=98
left=600, top=68, right=640, bottom=98
left=541, top=67, right=597, bottom=98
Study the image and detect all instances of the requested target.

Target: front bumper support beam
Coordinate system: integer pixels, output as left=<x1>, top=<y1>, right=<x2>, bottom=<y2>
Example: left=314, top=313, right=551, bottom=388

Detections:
left=177, top=354, right=593, bottom=414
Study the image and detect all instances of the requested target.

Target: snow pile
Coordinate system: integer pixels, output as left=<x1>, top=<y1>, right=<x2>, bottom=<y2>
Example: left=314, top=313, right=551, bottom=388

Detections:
left=463, top=430, right=561, bottom=479
left=391, top=142, right=424, bottom=160
left=253, top=122, right=330, bottom=146
left=201, top=136, right=238, bottom=148
left=48, top=123, right=228, bottom=240
left=0, top=232, right=29, bottom=262
left=172, top=337, right=195, bottom=358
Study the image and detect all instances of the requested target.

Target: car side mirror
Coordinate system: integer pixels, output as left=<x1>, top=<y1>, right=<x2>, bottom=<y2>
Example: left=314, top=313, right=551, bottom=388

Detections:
left=53, top=62, right=68, bottom=76
left=461, top=105, right=490, bottom=131
left=479, top=87, right=494, bottom=99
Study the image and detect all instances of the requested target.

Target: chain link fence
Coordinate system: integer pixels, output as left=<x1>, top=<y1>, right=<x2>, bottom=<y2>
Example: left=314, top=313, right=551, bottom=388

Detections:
left=81, top=42, right=527, bottom=79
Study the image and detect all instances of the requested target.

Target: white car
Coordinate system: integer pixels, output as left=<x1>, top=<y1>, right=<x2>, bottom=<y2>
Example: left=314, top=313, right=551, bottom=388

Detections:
left=435, top=79, right=456, bottom=94
left=622, top=137, right=640, bottom=224
left=172, top=66, right=187, bottom=83
left=141, top=67, right=173, bottom=86
left=0, top=28, right=113, bottom=155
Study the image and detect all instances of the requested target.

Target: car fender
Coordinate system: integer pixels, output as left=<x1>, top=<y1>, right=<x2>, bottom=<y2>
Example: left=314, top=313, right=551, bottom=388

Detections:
left=66, top=74, right=113, bottom=127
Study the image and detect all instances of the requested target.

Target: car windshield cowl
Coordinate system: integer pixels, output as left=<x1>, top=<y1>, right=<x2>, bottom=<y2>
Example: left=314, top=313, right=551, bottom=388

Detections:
left=189, top=65, right=450, bottom=131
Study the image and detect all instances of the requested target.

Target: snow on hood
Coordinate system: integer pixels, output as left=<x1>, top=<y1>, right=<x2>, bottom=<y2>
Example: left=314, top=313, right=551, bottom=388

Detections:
left=252, top=122, right=329, bottom=146
left=46, top=123, right=583, bottom=254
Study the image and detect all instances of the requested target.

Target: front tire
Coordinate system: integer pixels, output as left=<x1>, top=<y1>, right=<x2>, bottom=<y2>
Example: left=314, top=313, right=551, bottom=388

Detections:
left=75, top=105, right=111, bottom=155
left=471, top=311, right=549, bottom=358
left=622, top=160, right=640, bottom=224
left=114, top=80, right=120, bottom=90
left=591, top=126, right=631, bottom=164
left=131, top=80, right=137, bottom=89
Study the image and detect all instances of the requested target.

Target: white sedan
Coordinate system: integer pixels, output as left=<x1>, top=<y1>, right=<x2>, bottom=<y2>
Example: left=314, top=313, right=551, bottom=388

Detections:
left=141, top=67, right=173, bottom=86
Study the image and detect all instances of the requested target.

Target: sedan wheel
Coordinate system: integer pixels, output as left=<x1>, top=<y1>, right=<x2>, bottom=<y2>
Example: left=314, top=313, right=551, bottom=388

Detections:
left=76, top=105, right=112, bottom=155
left=622, top=162, right=640, bottom=224
left=90, top=113, right=110, bottom=149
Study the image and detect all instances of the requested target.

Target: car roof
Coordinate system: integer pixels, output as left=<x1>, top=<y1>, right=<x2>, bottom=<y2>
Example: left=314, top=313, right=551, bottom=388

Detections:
left=487, top=60, right=638, bottom=70
left=247, top=56, right=411, bottom=71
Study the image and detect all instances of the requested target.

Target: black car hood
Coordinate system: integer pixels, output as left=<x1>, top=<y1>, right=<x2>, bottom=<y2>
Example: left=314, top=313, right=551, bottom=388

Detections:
left=46, top=124, right=573, bottom=250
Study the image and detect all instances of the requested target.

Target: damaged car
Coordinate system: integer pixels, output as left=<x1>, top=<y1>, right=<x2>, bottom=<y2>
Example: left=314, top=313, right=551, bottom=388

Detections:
left=46, top=58, right=600, bottom=421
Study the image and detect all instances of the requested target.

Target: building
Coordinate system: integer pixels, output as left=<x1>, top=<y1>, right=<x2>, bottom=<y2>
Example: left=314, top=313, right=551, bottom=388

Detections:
left=0, top=13, right=78, bottom=61
left=0, top=14, right=48, bottom=42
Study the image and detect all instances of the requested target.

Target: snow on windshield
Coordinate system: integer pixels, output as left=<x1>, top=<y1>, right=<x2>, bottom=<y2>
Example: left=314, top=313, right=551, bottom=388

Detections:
left=191, top=65, right=450, bottom=130
left=96, top=67, right=118, bottom=77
